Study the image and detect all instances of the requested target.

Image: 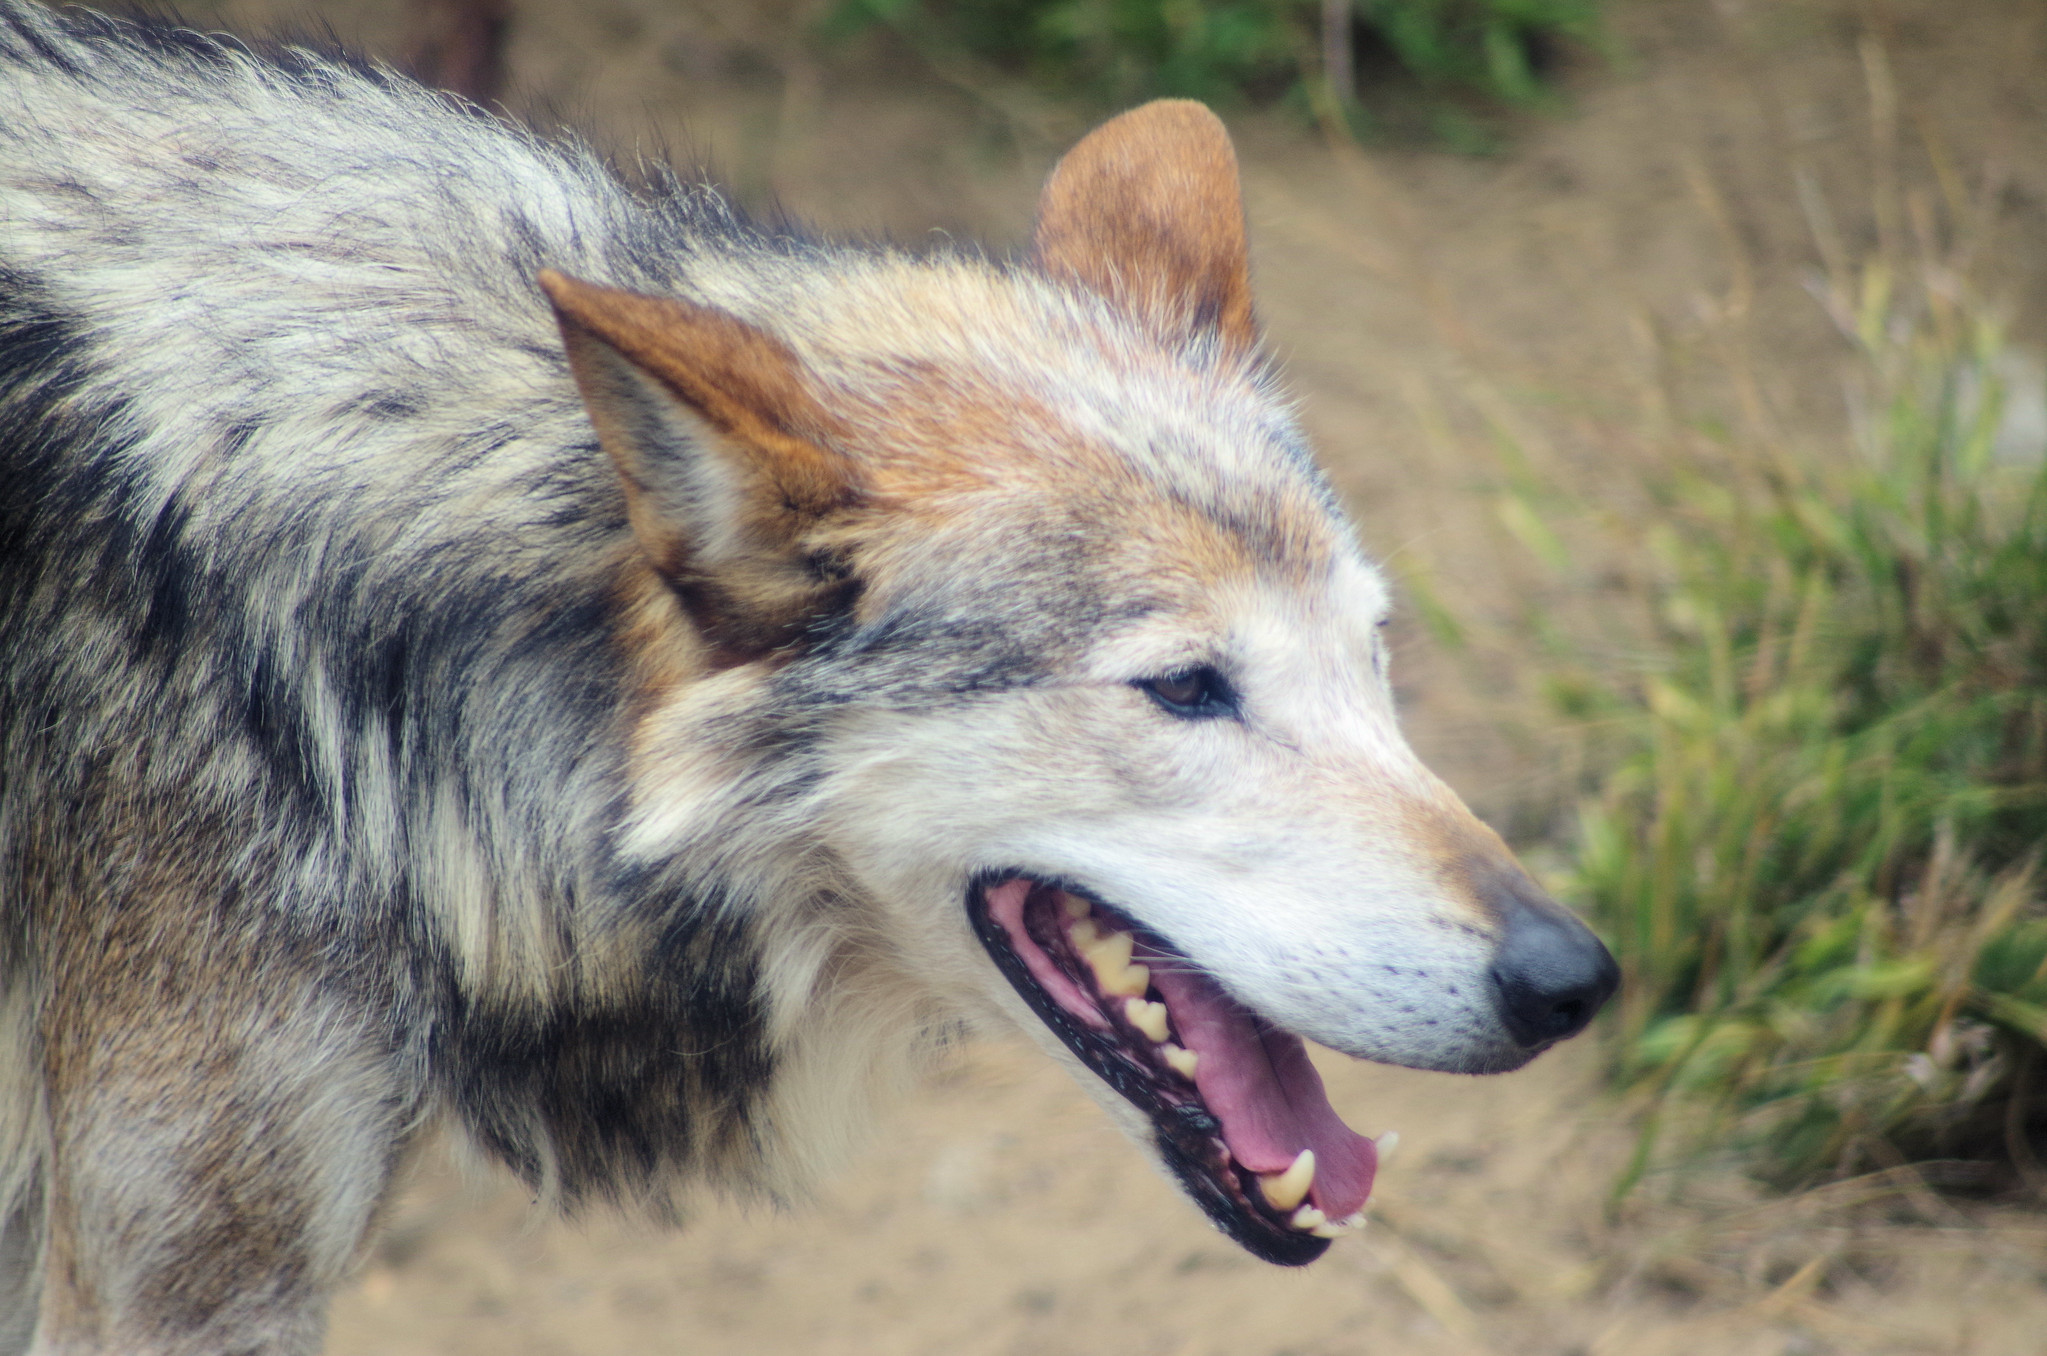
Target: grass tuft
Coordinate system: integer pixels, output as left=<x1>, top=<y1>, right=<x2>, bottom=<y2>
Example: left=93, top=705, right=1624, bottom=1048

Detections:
left=820, top=0, right=1600, bottom=123
left=1535, top=262, right=2047, bottom=1192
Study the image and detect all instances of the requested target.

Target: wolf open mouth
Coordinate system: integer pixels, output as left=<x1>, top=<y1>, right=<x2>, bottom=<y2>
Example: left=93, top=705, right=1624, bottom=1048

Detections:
left=967, top=874, right=1378, bottom=1266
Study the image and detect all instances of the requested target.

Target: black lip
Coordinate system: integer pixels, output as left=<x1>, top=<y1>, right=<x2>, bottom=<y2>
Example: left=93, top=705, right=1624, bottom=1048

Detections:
left=966, top=870, right=1330, bottom=1267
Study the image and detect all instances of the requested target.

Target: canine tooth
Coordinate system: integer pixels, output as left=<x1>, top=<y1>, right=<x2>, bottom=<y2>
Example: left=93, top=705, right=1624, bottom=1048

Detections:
left=1124, top=997, right=1170, bottom=1042
left=1070, top=918, right=1100, bottom=948
left=1060, top=892, right=1091, bottom=920
left=1290, top=1205, right=1327, bottom=1231
left=1375, top=1130, right=1399, bottom=1161
left=1259, top=1149, right=1315, bottom=1212
left=1162, top=1044, right=1199, bottom=1078
left=1103, top=961, right=1150, bottom=998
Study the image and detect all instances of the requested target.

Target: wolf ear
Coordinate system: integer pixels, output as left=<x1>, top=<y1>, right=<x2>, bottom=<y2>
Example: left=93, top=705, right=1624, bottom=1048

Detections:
left=1032, top=99, right=1257, bottom=356
left=539, top=270, right=862, bottom=661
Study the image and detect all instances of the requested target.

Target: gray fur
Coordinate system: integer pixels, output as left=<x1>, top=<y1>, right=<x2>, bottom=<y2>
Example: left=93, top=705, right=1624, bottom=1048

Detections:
left=0, top=4, right=1614, bottom=1350
left=0, top=7, right=842, bottom=1348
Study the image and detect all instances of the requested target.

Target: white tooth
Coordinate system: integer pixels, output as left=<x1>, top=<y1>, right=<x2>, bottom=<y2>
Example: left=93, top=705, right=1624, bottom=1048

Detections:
left=1162, top=1044, right=1199, bottom=1079
left=1060, top=892, right=1091, bottom=919
left=1259, top=1149, right=1315, bottom=1212
left=1290, top=1205, right=1327, bottom=1231
left=1103, top=961, right=1150, bottom=998
left=1084, top=928, right=1134, bottom=970
left=1308, top=1210, right=1362, bottom=1240
left=1375, top=1130, right=1399, bottom=1161
left=1125, top=997, right=1170, bottom=1043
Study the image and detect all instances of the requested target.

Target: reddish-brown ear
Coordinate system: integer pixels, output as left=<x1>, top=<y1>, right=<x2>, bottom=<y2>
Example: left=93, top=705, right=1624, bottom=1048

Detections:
left=1031, top=99, right=1257, bottom=356
left=539, top=269, right=862, bottom=660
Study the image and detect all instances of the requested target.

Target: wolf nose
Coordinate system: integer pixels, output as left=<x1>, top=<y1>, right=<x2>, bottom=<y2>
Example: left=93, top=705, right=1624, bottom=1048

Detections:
left=1490, top=902, right=1620, bottom=1048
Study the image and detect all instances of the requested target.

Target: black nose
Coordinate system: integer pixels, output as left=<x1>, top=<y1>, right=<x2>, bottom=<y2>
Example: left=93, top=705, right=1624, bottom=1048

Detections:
left=1490, top=901, right=1621, bottom=1048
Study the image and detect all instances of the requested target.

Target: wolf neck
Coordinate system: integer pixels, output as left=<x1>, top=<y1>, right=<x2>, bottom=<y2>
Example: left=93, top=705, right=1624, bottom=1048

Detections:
left=427, top=535, right=929, bottom=1209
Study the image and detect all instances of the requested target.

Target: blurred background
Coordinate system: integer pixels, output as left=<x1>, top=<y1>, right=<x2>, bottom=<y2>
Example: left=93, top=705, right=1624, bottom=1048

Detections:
left=83, top=0, right=2047, bottom=1350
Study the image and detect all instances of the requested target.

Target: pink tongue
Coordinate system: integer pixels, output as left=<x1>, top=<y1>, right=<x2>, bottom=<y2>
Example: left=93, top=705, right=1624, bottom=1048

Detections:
left=983, top=880, right=1377, bottom=1221
left=1149, top=961, right=1378, bottom=1221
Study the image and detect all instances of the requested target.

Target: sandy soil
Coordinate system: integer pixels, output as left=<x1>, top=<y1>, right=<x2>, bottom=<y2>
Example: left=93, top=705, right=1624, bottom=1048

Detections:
left=327, top=1037, right=2047, bottom=1356
left=129, top=0, right=2047, bottom=1350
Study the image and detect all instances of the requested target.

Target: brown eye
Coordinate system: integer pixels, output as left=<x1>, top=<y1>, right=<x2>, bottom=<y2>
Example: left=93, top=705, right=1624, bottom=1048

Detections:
left=1135, top=666, right=1237, bottom=719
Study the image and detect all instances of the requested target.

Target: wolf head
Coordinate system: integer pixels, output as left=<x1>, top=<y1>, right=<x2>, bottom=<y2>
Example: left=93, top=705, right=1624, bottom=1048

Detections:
left=539, top=101, right=1616, bottom=1265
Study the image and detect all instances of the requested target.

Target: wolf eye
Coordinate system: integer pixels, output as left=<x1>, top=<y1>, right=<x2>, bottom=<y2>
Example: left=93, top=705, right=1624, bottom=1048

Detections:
left=1136, top=666, right=1237, bottom=719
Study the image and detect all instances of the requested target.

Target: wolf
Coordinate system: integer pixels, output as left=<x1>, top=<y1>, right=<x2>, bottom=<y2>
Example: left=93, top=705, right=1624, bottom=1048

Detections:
left=0, top=3, right=1618, bottom=1351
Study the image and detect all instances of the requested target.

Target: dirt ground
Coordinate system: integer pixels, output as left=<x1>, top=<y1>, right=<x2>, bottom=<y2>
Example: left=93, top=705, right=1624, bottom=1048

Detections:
left=138, top=0, right=2047, bottom=1350
left=326, top=1039, right=2047, bottom=1356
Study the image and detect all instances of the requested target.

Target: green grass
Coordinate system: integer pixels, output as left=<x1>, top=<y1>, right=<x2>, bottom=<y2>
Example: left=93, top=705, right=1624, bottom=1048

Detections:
left=1520, top=266, right=2047, bottom=1191
left=821, top=0, right=1599, bottom=119
left=1359, top=0, right=1598, bottom=106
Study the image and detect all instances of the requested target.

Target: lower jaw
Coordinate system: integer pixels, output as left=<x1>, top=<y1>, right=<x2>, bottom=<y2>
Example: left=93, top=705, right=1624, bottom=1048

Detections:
left=966, top=874, right=1352, bottom=1267
left=1152, top=1122, right=1332, bottom=1266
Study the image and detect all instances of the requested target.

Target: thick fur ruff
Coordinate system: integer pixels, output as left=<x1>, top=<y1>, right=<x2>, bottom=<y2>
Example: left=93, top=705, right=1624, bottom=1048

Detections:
left=0, top=4, right=1614, bottom=1351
